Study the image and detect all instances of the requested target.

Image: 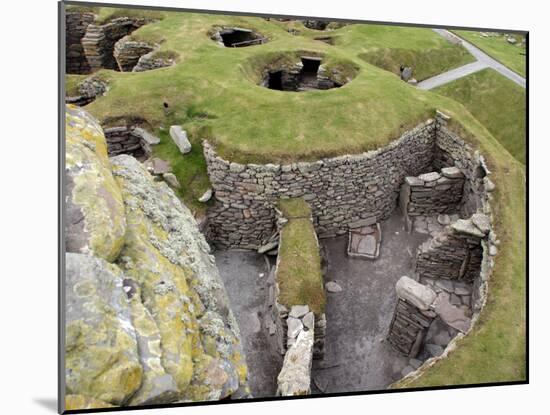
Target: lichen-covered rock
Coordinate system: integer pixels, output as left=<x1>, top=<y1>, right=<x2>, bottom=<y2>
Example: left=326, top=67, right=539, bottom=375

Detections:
left=65, top=105, right=126, bottom=262
left=65, top=253, right=142, bottom=405
left=65, top=395, right=113, bottom=410
left=123, top=278, right=180, bottom=406
left=111, top=154, right=249, bottom=400
left=64, top=106, right=250, bottom=408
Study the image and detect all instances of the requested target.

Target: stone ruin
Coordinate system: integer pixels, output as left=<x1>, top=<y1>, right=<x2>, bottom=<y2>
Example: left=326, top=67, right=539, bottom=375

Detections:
left=103, top=124, right=160, bottom=160
left=66, top=12, right=173, bottom=75
left=200, top=109, right=498, bottom=392
left=210, top=27, right=267, bottom=48
left=261, top=56, right=351, bottom=92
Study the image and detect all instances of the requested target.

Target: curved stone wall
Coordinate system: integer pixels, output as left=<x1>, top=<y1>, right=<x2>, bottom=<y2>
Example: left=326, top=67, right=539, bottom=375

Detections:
left=204, top=120, right=436, bottom=248
left=204, top=111, right=494, bottom=250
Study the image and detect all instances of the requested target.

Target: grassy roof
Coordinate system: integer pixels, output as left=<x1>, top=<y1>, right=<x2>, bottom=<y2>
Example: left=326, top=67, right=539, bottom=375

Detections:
left=276, top=199, right=325, bottom=315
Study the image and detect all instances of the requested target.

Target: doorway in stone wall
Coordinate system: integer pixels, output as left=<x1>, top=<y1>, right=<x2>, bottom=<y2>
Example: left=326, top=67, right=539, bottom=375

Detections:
left=300, top=56, right=322, bottom=87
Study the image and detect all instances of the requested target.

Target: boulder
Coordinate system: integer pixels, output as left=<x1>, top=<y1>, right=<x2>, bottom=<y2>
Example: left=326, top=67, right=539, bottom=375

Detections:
left=65, top=253, right=142, bottom=405
left=395, top=276, right=437, bottom=310
left=65, top=105, right=126, bottom=262
left=111, top=154, right=249, bottom=400
left=169, top=125, right=192, bottom=154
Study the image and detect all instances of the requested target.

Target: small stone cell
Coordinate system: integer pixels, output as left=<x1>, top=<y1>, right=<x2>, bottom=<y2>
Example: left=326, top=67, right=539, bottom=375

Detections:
left=260, top=55, right=356, bottom=92
left=211, top=27, right=267, bottom=48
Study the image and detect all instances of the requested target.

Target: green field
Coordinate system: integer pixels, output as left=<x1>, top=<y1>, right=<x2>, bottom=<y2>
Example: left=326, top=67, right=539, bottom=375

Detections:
left=434, top=68, right=526, bottom=164
left=67, top=6, right=526, bottom=387
left=453, top=30, right=526, bottom=77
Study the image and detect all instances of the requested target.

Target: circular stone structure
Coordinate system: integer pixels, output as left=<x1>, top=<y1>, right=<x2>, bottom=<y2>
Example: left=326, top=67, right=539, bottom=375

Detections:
left=257, top=54, right=358, bottom=92
left=210, top=26, right=267, bottom=47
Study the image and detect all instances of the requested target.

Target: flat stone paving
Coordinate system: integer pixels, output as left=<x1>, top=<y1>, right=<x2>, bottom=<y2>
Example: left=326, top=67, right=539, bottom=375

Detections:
left=214, top=250, right=282, bottom=398
left=311, top=212, right=429, bottom=393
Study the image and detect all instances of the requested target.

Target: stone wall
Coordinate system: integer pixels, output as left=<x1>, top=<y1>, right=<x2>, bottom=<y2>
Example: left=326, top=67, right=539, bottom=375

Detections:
left=113, top=36, right=154, bottom=72
left=204, top=120, right=435, bottom=248
left=276, top=306, right=315, bottom=396
left=103, top=126, right=160, bottom=159
left=414, top=215, right=488, bottom=283
left=82, top=17, right=148, bottom=72
left=399, top=167, right=465, bottom=220
left=133, top=50, right=175, bottom=72
left=434, top=112, right=494, bottom=218
left=66, top=12, right=95, bottom=74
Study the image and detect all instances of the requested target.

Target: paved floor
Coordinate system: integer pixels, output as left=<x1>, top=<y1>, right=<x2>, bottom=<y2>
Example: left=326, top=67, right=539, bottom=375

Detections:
left=417, top=29, right=526, bottom=90
left=311, top=212, right=429, bottom=393
left=215, top=250, right=282, bottom=398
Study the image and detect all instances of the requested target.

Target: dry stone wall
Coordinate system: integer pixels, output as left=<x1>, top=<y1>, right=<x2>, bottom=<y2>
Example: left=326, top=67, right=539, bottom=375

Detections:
left=113, top=36, right=155, bottom=71
left=204, top=120, right=435, bottom=248
left=414, top=216, right=487, bottom=283
left=66, top=12, right=95, bottom=74
left=104, top=126, right=160, bottom=159
left=399, top=167, right=465, bottom=219
left=82, top=17, right=148, bottom=72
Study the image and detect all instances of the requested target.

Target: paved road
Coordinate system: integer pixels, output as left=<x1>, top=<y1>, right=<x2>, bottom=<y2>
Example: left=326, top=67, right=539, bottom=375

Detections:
left=416, top=29, right=526, bottom=90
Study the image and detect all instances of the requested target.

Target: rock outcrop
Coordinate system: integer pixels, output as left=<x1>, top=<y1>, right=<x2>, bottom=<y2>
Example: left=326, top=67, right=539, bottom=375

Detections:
left=64, top=105, right=249, bottom=410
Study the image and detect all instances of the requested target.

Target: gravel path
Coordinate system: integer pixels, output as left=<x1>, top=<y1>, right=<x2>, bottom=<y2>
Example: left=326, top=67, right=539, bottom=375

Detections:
left=417, top=29, right=526, bottom=90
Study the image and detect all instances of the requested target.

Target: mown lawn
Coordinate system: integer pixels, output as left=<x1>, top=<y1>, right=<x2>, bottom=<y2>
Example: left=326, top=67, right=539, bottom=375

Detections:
left=453, top=30, right=526, bottom=77
left=434, top=68, right=526, bottom=164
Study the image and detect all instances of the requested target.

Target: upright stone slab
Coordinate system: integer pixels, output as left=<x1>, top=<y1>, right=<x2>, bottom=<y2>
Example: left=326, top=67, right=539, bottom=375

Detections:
left=169, top=125, right=192, bottom=154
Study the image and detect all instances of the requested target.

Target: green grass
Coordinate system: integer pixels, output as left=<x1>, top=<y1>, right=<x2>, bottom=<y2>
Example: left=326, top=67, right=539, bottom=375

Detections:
left=67, top=7, right=526, bottom=385
left=277, top=197, right=313, bottom=219
left=434, top=69, right=526, bottom=164
left=276, top=199, right=325, bottom=315
left=453, top=30, right=526, bottom=77
left=65, top=74, right=87, bottom=96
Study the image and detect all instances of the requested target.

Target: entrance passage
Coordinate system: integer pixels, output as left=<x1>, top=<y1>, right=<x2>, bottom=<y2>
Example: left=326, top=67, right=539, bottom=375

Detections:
left=267, top=70, right=283, bottom=91
left=300, top=56, right=322, bottom=87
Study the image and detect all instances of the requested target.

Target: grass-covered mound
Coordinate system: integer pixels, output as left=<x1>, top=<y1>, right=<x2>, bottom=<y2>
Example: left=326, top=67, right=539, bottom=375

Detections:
left=434, top=68, right=526, bottom=164
left=452, top=30, right=526, bottom=77
left=276, top=198, right=325, bottom=315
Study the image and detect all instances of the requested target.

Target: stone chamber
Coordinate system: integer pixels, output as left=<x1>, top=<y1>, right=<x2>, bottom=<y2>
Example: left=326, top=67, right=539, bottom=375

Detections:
left=258, top=54, right=356, bottom=92
left=210, top=26, right=268, bottom=48
left=202, top=111, right=498, bottom=397
left=65, top=11, right=177, bottom=105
